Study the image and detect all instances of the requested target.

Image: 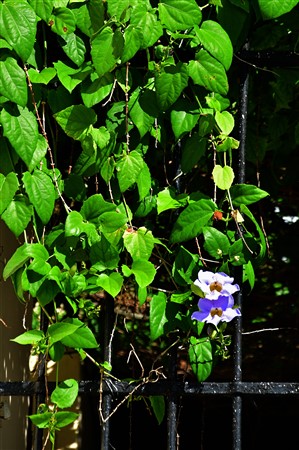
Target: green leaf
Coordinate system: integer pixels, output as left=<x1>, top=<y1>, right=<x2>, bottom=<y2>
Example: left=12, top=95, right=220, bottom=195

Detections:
left=1, top=195, right=32, bottom=237
left=170, top=100, right=200, bottom=140
left=81, top=72, right=114, bottom=108
left=240, top=204, right=267, bottom=266
left=74, top=0, right=105, bottom=37
left=130, top=7, right=163, bottom=49
left=48, top=7, right=76, bottom=35
left=216, top=136, right=239, bottom=152
left=51, top=379, right=79, bottom=409
left=170, top=290, right=192, bottom=304
left=91, top=27, right=124, bottom=77
left=172, top=246, right=199, bottom=286
left=54, top=105, right=97, bottom=140
left=0, top=172, right=19, bottom=215
left=155, top=63, right=188, bottom=111
left=22, top=170, right=55, bottom=224
left=191, top=282, right=205, bottom=298
left=90, top=237, right=120, bottom=271
left=150, top=396, right=165, bottom=425
left=215, top=111, right=234, bottom=135
left=53, top=411, right=79, bottom=429
left=28, top=0, right=54, bottom=21
left=257, top=0, right=299, bottom=19
left=188, top=336, right=213, bottom=382
left=0, top=1, right=37, bottom=61
left=136, top=162, right=152, bottom=200
left=157, top=187, right=182, bottom=214
left=170, top=199, right=216, bottom=243
left=203, top=226, right=230, bottom=259
left=181, top=134, right=206, bottom=173
left=158, top=0, right=202, bottom=31
left=27, top=67, right=56, bottom=85
left=107, top=0, right=130, bottom=20
left=31, top=135, right=48, bottom=171
left=49, top=341, right=65, bottom=362
left=229, top=239, right=247, bottom=266
left=60, top=318, right=98, bottom=348
left=123, top=227, right=155, bottom=261
left=3, top=242, right=49, bottom=280
left=65, top=211, right=97, bottom=240
left=60, top=32, right=86, bottom=66
left=54, top=61, right=91, bottom=93
left=0, top=106, right=39, bottom=170
left=121, top=25, right=143, bottom=63
left=230, top=184, right=269, bottom=207
left=123, top=260, right=156, bottom=288
left=96, top=272, right=123, bottom=297
left=98, top=211, right=128, bottom=233
left=0, top=56, right=27, bottom=106
left=128, top=88, right=157, bottom=138
left=188, top=49, right=229, bottom=95
left=150, top=292, right=167, bottom=340
left=244, top=260, right=255, bottom=291
left=28, top=412, right=52, bottom=428
left=81, top=194, right=115, bottom=224
left=11, top=329, right=44, bottom=345
left=194, top=20, right=233, bottom=70
left=48, top=322, right=80, bottom=344
left=116, top=150, right=144, bottom=192
left=137, top=285, right=148, bottom=306
left=212, top=165, right=234, bottom=190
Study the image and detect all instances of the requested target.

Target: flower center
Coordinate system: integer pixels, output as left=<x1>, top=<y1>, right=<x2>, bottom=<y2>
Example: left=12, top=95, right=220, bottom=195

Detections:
left=210, top=307, right=223, bottom=317
left=209, top=281, right=223, bottom=292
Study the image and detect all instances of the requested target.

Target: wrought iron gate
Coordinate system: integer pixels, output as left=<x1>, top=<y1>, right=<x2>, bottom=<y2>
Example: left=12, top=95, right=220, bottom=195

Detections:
left=1, top=49, right=299, bottom=450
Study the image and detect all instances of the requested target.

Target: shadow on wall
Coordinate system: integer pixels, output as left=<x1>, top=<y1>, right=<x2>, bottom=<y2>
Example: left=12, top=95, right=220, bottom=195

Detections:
left=0, top=222, right=30, bottom=450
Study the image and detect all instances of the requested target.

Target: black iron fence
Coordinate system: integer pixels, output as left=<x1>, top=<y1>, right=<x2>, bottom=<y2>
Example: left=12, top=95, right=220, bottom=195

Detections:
left=1, top=50, right=299, bottom=450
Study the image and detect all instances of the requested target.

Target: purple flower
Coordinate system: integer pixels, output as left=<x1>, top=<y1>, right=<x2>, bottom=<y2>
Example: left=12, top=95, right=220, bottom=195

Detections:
left=191, top=295, right=241, bottom=326
left=194, top=270, right=240, bottom=300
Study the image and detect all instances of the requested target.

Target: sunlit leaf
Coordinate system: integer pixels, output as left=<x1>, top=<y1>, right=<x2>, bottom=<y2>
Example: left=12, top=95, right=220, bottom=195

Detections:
left=155, top=62, right=188, bottom=111
left=0, top=1, right=37, bottom=61
left=158, top=0, right=202, bottom=31
left=1, top=195, right=32, bottom=237
left=212, top=165, right=234, bottom=190
left=48, top=7, right=76, bottom=35
left=188, top=50, right=229, bottom=95
left=54, top=104, right=97, bottom=140
left=0, top=56, right=27, bottom=106
left=116, top=150, right=144, bottom=192
left=150, top=292, right=167, bottom=340
left=91, top=27, right=124, bottom=77
left=194, top=20, right=233, bottom=70
left=123, top=226, right=155, bottom=261
left=23, top=170, right=55, bottom=224
left=0, top=172, right=19, bottom=215
left=257, top=0, right=298, bottom=19
left=51, top=379, right=79, bottom=408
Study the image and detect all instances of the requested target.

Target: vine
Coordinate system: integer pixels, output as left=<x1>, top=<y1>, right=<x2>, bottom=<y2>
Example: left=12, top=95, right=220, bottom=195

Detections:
left=0, top=0, right=298, bottom=446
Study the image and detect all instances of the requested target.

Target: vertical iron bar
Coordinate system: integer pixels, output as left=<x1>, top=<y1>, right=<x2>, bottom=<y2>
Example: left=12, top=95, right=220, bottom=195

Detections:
left=34, top=311, right=47, bottom=450
left=166, top=141, right=181, bottom=450
left=167, top=343, right=178, bottom=450
left=233, top=42, right=250, bottom=450
left=101, top=295, right=114, bottom=450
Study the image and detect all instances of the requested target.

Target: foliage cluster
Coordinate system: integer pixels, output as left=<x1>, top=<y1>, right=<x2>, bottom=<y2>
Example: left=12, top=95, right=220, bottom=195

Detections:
left=0, top=0, right=298, bottom=445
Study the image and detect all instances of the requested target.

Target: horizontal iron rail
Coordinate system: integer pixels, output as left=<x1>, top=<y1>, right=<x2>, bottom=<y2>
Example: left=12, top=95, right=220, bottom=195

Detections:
left=236, top=50, right=299, bottom=67
left=1, top=380, right=299, bottom=396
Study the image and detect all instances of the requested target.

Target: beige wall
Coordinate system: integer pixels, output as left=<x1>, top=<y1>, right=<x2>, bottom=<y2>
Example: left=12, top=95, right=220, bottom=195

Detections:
left=0, top=223, right=81, bottom=450
left=0, top=222, right=30, bottom=450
